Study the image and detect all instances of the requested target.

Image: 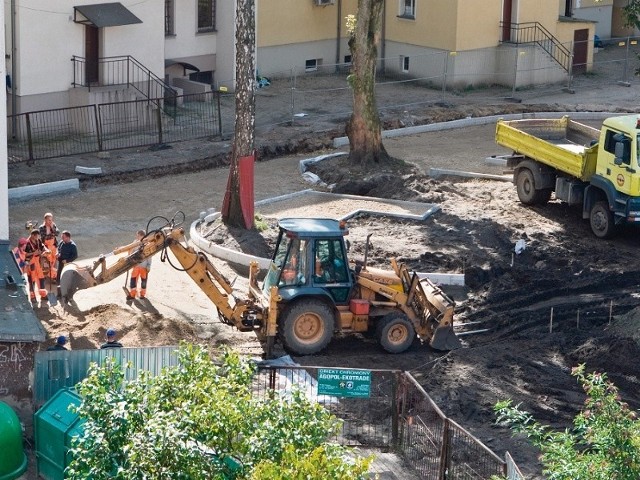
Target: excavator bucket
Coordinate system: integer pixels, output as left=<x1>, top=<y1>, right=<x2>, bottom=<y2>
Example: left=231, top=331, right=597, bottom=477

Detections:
left=429, top=323, right=462, bottom=351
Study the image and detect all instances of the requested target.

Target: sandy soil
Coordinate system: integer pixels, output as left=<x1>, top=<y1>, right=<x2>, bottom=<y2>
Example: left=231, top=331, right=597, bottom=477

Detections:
left=10, top=102, right=640, bottom=479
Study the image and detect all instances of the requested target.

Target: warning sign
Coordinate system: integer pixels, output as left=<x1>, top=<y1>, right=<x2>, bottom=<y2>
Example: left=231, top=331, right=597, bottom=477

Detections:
left=317, top=368, right=371, bottom=398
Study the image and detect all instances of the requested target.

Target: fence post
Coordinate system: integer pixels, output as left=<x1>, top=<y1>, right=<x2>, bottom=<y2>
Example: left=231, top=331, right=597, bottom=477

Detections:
left=512, top=46, right=519, bottom=97
left=156, top=106, right=163, bottom=145
left=216, top=91, right=222, bottom=136
left=290, top=69, right=296, bottom=126
left=624, top=36, right=630, bottom=84
left=25, top=112, right=34, bottom=163
left=93, top=104, right=102, bottom=152
left=442, top=52, right=448, bottom=99
left=438, top=417, right=450, bottom=480
left=391, top=371, right=400, bottom=450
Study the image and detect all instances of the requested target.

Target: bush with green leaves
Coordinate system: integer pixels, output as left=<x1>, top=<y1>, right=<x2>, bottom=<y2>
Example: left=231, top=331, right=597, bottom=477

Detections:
left=494, top=364, right=640, bottom=480
left=66, top=344, right=372, bottom=479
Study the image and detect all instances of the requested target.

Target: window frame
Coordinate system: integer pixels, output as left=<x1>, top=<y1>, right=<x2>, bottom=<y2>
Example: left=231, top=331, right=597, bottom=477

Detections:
left=197, top=0, right=216, bottom=33
left=165, top=0, right=175, bottom=36
left=399, top=0, right=416, bottom=19
left=401, top=55, right=410, bottom=73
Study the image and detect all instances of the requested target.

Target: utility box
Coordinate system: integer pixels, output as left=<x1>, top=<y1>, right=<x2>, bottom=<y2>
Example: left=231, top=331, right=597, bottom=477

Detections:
left=0, top=401, right=27, bottom=480
left=34, top=388, right=84, bottom=480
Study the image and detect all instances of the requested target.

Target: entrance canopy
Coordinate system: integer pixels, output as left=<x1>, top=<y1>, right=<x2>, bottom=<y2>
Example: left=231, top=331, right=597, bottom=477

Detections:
left=74, top=2, right=142, bottom=28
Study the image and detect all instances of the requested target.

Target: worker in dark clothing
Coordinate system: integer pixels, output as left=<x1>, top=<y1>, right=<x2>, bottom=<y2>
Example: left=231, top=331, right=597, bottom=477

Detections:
left=47, top=335, right=68, bottom=351
left=56, top=231, right=78, bottom=289
left=100, top=328, right=123, bottom=349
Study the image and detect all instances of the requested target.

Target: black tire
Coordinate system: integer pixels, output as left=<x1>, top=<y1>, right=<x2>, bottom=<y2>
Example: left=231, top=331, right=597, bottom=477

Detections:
left=516, top=168, right=549, bottom=205
left=590, top=201, right=616, bottom=239
left=376, top=313, right=415, bottom=354
left=280, top=299, right=335, bottom=355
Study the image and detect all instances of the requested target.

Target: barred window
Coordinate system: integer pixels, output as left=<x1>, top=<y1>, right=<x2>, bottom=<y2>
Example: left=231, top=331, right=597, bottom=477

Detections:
left=165, top=0, right=175, bottom=36
left=198, top=0, right=215, bottom=32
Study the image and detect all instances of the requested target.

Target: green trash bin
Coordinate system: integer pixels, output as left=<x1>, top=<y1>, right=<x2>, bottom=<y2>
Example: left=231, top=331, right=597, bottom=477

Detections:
left=33, top=388, right=84, bottom=480
left=0, top=401, right=27, bottom=480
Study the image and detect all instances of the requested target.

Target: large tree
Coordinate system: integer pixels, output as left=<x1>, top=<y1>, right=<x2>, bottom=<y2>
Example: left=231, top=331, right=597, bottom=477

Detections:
left=346, top=0, right=391, bottom=166
left=66, top=345, right=373, bottom=479
left=222, top=0, right=256, bottom=229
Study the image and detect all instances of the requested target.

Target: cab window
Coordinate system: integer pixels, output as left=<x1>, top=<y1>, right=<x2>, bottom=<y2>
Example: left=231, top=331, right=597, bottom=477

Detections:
left=313, top=239, right=348, bottom=284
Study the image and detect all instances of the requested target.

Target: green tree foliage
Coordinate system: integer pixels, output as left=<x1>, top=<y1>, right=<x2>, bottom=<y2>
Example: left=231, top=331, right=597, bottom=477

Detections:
left=66, top=344, right=372, bottom=479
left=621, top=0, right=640, bottom=31
left=494, top=365, right=640, bottom=480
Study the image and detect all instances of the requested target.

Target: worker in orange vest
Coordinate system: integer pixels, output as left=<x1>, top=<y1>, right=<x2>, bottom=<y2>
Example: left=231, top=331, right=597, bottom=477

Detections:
left=39, top=212, right=59, bottom=282
left=24, top=229, right=50, bottom=302
left=12, top=238, right=28, bottom=275
left=113, top=230, right=151, bottom=300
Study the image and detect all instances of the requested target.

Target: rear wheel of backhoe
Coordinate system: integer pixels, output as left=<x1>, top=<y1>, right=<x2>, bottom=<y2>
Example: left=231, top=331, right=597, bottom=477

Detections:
left=376, top=313, right=415, bottom=354
left=516, top=168, right=550, bottom=205
left=590, top=200, right=616, bottom=239
left=280, top=299, right=335, bottom=355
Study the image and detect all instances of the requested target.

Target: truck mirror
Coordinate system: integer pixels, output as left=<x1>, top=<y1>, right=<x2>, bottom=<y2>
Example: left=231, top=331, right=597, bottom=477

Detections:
left=614, top=141, right=629, bottom=165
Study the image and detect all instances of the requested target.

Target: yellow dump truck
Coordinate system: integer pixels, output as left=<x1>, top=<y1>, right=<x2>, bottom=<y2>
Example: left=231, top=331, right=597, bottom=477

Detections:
left=496, top=115, right=640, bottom=238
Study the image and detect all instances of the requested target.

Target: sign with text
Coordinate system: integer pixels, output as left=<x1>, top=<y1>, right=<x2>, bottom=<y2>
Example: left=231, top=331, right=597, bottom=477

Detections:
left=317, top=368, right=371, bottom=398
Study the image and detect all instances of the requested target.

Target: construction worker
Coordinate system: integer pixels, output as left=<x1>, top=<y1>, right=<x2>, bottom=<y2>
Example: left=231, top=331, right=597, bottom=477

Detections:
left=100, top=328, right=123, bottom=349
left=47, top=335, right=67, bottom=351
left=56, top=231, right=78, bottom=287
left=39, top=213, right=59, bottom=282
left=114, top=229, right=151, bottom=300
left=12, top=238, right=28, bottom=276
left=24, top=229, right=49, bottom=302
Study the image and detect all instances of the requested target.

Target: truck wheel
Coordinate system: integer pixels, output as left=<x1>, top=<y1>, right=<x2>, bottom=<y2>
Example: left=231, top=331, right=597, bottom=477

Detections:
left=516, top=168, right=539, bottom=205
left=376, top=313, right=415, bottom=354
left=590, top=201, right=616, bottom=239
left=280, top=300, right=334, bottom=355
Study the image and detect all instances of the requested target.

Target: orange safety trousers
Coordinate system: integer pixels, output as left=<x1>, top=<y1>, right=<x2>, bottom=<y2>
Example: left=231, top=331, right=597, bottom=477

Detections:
left=43, top=239, right=58, bottom=280
left=28, top=256, right=47, bottom=299
left=129, top=266, right=149, bottom=298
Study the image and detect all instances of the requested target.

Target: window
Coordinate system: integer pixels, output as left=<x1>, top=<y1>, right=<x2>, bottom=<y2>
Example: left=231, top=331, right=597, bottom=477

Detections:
left=165, top=0, right=174, bottom=36
left=314, top=239, right=348, bottom=284
left=305, top=59, right=319, bottom=72
left=198, top=0, right=215, bottom=32
left=400, top=0, right=415, bottom=18
left=344, top=55, right=352, bottom=65
left=401, top=56, right=410, bottom=72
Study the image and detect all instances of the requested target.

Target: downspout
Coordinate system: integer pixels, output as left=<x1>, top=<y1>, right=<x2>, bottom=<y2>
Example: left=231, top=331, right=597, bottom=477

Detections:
left=10, top=0, right=16, bottom=138
left=335, top=0, right=342, bottom=70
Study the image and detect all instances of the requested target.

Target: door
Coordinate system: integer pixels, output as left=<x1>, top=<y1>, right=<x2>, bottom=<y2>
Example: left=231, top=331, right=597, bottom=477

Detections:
left=502, top=0, right=513, bottom=41
left=573, top=29, right=589, bottom=75
left=85, top=26, right=99, bottom=85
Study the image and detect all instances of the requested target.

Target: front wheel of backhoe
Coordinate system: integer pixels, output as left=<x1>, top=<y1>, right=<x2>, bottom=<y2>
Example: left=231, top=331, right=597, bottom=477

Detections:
left=280, top=300, right=335, bottom=355
left=376, top=313, right=415, bottom=354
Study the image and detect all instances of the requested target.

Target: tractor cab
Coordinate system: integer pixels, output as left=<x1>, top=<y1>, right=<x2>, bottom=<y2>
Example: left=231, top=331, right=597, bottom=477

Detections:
left=262, top=218, right=353, bottom=305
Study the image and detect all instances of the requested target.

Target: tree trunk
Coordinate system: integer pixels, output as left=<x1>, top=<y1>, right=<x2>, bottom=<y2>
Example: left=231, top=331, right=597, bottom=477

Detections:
left=346, top=0, right=390, bottom=166
left=222, top=0, right=256, bottom=229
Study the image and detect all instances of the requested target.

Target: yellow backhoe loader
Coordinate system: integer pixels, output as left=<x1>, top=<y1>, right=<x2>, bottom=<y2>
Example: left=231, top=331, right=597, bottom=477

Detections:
left=60, top=215, right=461, bottom=357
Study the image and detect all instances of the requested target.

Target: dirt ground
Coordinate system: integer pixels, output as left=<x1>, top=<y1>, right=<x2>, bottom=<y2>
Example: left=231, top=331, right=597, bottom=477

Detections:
left=9, top=97, right=640, bottom=478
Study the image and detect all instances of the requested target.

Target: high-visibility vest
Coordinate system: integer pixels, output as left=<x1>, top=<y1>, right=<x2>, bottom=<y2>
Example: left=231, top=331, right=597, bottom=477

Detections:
left=12, top=247, right=27, bottom=274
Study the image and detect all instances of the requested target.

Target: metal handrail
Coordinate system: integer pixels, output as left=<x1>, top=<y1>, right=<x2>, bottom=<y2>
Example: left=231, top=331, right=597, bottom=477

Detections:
left=71, top=55, right=177, bottom=111
left=500, top=21, right=571, bottom=72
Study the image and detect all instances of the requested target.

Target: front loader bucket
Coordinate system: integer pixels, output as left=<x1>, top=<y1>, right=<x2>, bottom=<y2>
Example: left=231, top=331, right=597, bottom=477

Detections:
left=429, top=324, right=462, bottom=351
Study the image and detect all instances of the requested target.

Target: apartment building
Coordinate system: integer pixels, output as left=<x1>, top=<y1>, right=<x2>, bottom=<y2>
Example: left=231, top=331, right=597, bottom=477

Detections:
left=3, top=1, right=615, bottom=116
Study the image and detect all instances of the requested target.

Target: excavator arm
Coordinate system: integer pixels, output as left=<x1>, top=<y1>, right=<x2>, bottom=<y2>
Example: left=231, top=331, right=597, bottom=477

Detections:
left=60, top=225, right=265, bottom=333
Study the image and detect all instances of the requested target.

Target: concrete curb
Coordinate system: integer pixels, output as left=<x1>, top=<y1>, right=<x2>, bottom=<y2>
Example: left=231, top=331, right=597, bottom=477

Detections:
left=333, top=111, right=626, bottom=148
left=8, top=178, right=79, bottom=203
